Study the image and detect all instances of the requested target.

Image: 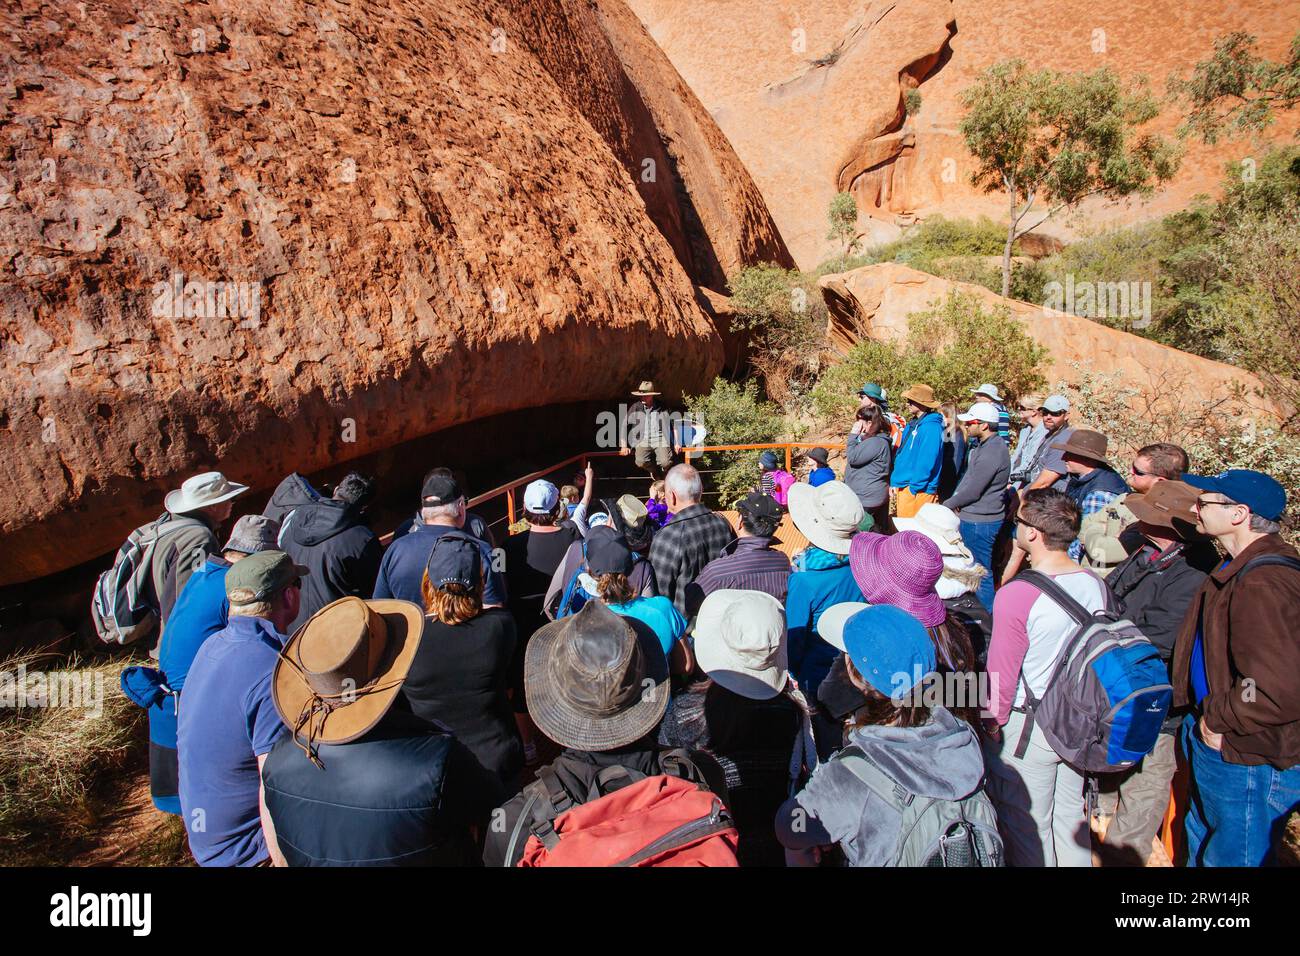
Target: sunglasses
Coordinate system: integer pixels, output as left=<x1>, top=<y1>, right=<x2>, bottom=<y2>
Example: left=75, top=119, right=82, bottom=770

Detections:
left=1131, top=463, right=1150, bottom=477
left=1014, top=516, right=1043, bottom=533
left=1039, top=408, right=1066, bottom=416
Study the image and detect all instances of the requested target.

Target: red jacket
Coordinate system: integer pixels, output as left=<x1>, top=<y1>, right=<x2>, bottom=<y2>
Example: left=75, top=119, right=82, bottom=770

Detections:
left=1171, top=534, right=1300, bottom=768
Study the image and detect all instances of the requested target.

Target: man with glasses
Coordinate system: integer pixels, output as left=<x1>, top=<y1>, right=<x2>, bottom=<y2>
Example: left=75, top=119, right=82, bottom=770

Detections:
left=1079, top=443, right=1189, bottom=576
left=1003, top=395, right=1074, bottom=582
left=1008, top=394, right=1046, bottom=490
left=1170, top=469, right=1300, bottom=866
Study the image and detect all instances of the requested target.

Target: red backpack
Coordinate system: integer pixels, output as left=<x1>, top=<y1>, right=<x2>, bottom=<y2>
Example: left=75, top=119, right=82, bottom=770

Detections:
left=507, top=751, right=739, bottom=867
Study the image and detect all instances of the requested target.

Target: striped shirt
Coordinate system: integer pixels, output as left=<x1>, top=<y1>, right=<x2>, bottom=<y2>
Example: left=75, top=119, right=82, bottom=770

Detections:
left=686, top=536, right=792, bottom=617
left=649, top=504, right=737, bottom=615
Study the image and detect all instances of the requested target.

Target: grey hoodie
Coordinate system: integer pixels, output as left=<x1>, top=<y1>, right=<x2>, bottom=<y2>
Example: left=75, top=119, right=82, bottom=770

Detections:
left=776, top=706, right=985, bottom=866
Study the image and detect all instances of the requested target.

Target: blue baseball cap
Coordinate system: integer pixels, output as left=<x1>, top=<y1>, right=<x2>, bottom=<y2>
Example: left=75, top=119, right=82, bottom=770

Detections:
left=1181, top=469, right=1286, bottom=522
left=842, top=604, right=937, bottom=700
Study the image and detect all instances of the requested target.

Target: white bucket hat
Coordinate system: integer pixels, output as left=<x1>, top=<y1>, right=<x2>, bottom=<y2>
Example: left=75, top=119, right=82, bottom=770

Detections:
left=891, top=503, right=971, bottom=558
left=815, top=601, right=871, bottom=652
left=165, top=471, right=249, bottom=515
left=787, top=481, right=864, bottom=556
left=693, top=590, right=789, bottom=700
left=972, top=383, right=1003, bottom=403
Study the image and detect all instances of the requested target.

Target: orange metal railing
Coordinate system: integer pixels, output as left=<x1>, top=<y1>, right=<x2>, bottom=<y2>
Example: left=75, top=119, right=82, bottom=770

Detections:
left=465, top=442, right=845, bottom=527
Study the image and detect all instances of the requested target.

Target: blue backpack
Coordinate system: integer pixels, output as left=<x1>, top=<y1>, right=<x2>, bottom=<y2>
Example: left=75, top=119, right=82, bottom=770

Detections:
left=1012, top=570, right=1171, bottom=773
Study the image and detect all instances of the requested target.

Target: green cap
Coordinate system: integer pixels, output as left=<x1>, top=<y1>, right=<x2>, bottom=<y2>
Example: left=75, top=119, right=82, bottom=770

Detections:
left=858, top=382, right=885, bottom=402
left=224, top=550, right=308, bottom=603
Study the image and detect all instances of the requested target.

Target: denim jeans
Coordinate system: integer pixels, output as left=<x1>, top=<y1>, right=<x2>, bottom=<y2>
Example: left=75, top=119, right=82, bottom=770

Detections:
left=960, top=518, right=1005, bottom=612
left=1181, top=714, right=1300, bottom=866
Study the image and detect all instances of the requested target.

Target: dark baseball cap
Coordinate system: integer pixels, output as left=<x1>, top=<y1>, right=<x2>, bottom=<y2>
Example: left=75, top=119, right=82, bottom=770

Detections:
left=585, top=526, right=634, bottom=576
left=1181, top=470, right=1287, bottom=522
left=225, top=550, right=308, bottom=603
left=737, top=491, right=782, bottom=523
left=422, top=474, right=462, bottom=506
left=425, top=530, right=483, bottom=590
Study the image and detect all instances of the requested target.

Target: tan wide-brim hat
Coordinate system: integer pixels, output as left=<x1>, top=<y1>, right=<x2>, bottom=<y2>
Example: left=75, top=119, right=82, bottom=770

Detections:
left=900, top=383, right=939, bottom=409
left=272, top=596, right=424, bottom=748
left=631, top=380, right=661, bottom=396
left=165, top=470, right=250, bottom=514
left=787, top=480, right=864, bottom=555
left=1126, top=481, right=1201, bottom=534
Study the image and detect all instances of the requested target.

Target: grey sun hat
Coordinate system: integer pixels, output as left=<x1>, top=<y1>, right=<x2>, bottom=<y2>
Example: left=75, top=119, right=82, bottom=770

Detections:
left=222, top=513, right=282, bottom=555
left=524, top=599, right=669, bottom=752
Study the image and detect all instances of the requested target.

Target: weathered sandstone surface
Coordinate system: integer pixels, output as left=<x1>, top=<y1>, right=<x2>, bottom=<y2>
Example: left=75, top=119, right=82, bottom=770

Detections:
left=820, top=263, right=1291, bottom=421
left=0, top=0, right=790, bottom=584
left=630, top=0, right=1300, bottom=268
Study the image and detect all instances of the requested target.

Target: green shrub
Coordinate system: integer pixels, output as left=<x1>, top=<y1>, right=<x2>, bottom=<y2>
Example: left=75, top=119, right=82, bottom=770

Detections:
left=1061, top=367, right=1300, bottom=543
left=816, top=215, right=1010, bottom=283
left=827, top=191, right=859, bottom=256
left=812, top=291, right=1048, bottom=423
left=683, top=378, right=789, bottom=510
left=904, top=88, right=922, bottom=116
left=727, top=265, right=831, bottom=410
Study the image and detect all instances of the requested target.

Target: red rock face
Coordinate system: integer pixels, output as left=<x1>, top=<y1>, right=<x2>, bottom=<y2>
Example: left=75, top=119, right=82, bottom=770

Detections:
left=631, top=0, right=1300, bottom=268
left=0, top=0, right=791, bottom=585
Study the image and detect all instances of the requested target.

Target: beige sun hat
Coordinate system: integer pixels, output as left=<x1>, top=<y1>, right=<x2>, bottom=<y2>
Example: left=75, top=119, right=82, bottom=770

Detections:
left=892, top=503, right=973, bottom=559
left=631, top=380, right=661, bottom=396
left=693, top=590, right=789, bottom=700
left=165, top=471, right=249, bottom=515
left=787, top=480, right=864, bottom=555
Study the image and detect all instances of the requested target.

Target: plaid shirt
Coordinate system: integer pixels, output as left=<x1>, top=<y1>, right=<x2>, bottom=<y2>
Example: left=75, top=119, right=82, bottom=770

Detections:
left=1066, top=467, right=1130, bottom=560
left=649, top=504, right=736, bottom=615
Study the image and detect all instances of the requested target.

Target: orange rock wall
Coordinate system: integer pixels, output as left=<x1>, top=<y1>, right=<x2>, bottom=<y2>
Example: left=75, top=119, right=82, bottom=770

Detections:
left=0, top=0, right=789, bottom=584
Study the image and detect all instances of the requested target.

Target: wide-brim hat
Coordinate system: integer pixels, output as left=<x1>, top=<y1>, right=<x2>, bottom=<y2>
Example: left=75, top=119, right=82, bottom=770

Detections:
left=1126, top=482, right=1201, bottom=535
left=631, top=380, right=661, bottom=396
left=525, top=600, right=669, bottom=752
left=848, top=531, right=947, bottom=628
left=693, top=590, right=789, bottom=700
left=272, top=596, right=424, bottom=750
left=972, top=383, right=1003, bottom=403
left=1050, top=428, right=1108, bottom=463
left=892, top=503, right=971, bottom=559
left=165, top=470, right=250, bottom=514
left=900, top=383, right=939, bottom=409
left=787, top=481, right=864, bottom=555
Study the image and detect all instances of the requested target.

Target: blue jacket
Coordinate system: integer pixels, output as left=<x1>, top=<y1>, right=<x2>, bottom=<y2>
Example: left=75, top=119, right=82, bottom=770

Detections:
left=890, top=411, right=945, bottom=494
left=785, top=548, right=866, bottom=699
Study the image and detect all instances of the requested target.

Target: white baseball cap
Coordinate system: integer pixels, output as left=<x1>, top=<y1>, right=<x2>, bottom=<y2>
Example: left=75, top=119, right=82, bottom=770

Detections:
left=958, top=401, right=1001, bottom=426
left=1041, top=394, right=1070, bottom=413
left=972, top=383, right=1003, bottom=403
left=523, top=479, right=559, bottom=514
left=815, top=601, right=871, bottom=653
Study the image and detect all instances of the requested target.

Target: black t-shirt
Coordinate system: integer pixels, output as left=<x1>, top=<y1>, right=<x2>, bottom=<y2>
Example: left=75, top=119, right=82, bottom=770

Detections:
left=505, top=526, right=581, bottom=627
left=400, top=608, right=522, bottom=787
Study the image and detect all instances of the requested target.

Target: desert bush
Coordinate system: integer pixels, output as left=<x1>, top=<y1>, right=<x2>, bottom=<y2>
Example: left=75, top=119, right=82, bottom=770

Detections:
left=684, top=378, right=791, bottom=510
left=727, top=265, right=831, bottom=410
left=812, top=291, right=1048, bottom=425
left=1061, top=367, right=1300, bottom=543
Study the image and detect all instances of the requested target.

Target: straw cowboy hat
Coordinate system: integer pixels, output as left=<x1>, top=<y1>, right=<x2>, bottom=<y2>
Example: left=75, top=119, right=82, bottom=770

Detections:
left=525, top=599, right=669, bottom=751
left=787, top=480, right=864, bottom=556
left=631, top=380, right=661, bottom=396
left=899, top=383, right=940, bottom=410
left=165, top=470, right=249, bottom=515
left=272, top=596, right=424, bottom=764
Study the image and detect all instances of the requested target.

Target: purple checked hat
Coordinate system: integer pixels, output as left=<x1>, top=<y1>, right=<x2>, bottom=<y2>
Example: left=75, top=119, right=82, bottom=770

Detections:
left=848, top=531, right=946, bottom=627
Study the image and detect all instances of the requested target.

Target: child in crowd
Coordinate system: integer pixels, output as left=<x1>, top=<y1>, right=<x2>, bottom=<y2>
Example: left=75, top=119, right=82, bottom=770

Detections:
left=647, top=479, right=671, bottom=528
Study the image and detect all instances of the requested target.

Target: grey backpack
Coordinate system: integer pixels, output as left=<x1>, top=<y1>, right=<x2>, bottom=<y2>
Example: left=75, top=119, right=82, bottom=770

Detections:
left=1012, top=570, right=1172, bottom=773
left=837, top=745, right=1004, bottom=867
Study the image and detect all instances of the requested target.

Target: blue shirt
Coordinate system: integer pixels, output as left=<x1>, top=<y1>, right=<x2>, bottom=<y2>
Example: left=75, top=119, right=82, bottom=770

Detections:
left=808, top=466, right=836, bottom=487
left=374, top=523, right=506, bottom=607
left=177, top=615, right=289, bottom=867
left=607, top=596, right=687, bottom=658
left=785, top=549, right=866, bottom=697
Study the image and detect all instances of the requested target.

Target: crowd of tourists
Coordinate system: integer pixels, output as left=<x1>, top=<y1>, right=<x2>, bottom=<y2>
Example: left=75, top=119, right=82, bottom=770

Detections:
left=104, top=378, right=1298, bottom=867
